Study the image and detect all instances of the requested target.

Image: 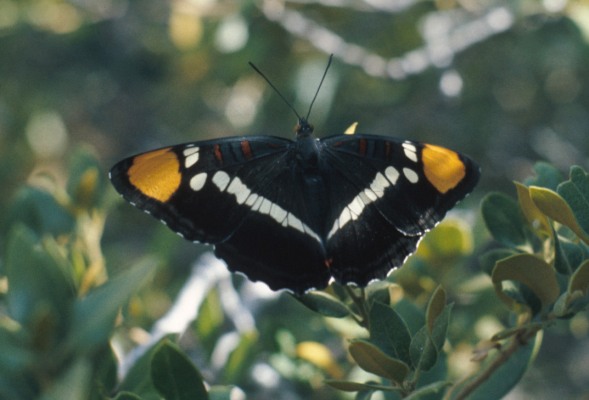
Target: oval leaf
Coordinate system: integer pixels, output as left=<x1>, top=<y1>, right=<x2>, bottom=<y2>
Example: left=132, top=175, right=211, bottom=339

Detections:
left=481, top=193, right=528, bottom=247
left=151, top=341, right=209, bottom=400
left=409, top=326, right=438, bottom=371
left=296, top=291, right=351, bottom=318
left=349, top=340, right=410, bottom=384
left=514, top=182, right=552, bottom=237
left=569, top=259, right=589, bottom=296
left=529, top=186, right=589, bottom=244
left=369, top=302, right=412, bottom=364
left=492, top=254, right=560, bottom=311
left=68, top=258, right=157, bottom=352
left=426, top=286, right=446, bottom=333
left=325, top=380, right=399, bottom=393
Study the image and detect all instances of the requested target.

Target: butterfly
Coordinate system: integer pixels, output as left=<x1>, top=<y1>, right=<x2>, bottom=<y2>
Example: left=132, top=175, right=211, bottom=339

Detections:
left=110, top=59, right=480, bottom=295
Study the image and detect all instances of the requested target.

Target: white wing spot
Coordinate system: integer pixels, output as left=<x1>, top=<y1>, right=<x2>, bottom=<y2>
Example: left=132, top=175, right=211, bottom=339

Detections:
left=370, top=172, right=390, bottom=196
left=226, top=177, right=251, bottom=204
left=212, top=171, right=230, bottom=191
left=189, top=172, right=207, bottom=191
left=403, top=168, right=419, bottom=183
left=183, top=147, right=200, bottom=168
left=259, top=198, right=272, bottom=215
left=245, top=193, right=259, bottom=206
left=385, top=166, right=400, bottom=185
left=270, top=205, right=287, bottom=222
left=328, top=169, right=396, bottom=239
left=287, top=213, right=304, bottom=233
left=402, top=141, right=418, bottom=163
left=349, top=197, right=364, bottom=216
left=211, top=172, right=322, bottom=244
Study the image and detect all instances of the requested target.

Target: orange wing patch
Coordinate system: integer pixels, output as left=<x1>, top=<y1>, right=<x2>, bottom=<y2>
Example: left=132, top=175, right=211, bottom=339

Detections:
left=128, top=148, right=182, bottom=202
left=422, top=144, right=466, bottom=194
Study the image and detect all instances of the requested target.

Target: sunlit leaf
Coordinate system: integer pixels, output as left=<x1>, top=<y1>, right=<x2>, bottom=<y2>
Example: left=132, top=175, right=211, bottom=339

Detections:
left=569, top=260, right=589, bottom=296
left=515, top=182, right=551, bottom=237
left=530, top=186, right=589, bottom=244
left=492, top=254, right=560, bottom=311
left=349, top=340, right=410, bottom=384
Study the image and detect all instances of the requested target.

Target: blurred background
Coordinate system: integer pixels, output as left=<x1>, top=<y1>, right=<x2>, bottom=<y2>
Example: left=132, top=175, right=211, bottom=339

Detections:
left=1, top=0, right=589, bottom=399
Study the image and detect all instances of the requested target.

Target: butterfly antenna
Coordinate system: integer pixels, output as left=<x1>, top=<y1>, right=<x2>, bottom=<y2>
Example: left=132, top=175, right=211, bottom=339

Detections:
left=305, top=54, right=333, bottom=121
left=248, top=61, right=302, bottom=121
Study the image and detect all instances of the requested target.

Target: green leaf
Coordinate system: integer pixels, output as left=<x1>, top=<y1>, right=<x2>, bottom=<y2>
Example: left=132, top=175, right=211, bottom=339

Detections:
left=296, top=291, right=351, bottom=318
left=426, top=286, right=445, bottom=333
left=151, top=341, right=208, bottom=400
left=208, top=386, right=246, bottom=400
left=557, top=166, right=589, bottom=238
left=368, top=302, right=412, bottom=364
left=481, top=193, right=528, bottom=247
left=326, top=380, right=400, bottom=392
left=479, top=249, right=518, bottom=276
left=5, top=225, right=74, bottom=335
left=349, top=340, right=410, bottom=384
left=67, top=258, right=157, bottom=353
left=365, top=281, right=392, bottom=305
left=4, top=187, right=75, bottom=237
left=0, top=325, right=32, bottom=374
left=409, top=326, right=438, bottom=372
left=40, top=358, right=92, bottom=400
left=118, top=337, right=169, bottom=396
left=404, top=381, right=452, bottom=400
left=553, top=232, right=574, bottom=275
left=112, top=392, right=144, bottom=400
left=431, top=304, right=452, bottom=353
left=524, top=162, right=563, bottom=191
left=530, top=186, right=589, bottom=244
left=492, top=254, right=560, bottom=311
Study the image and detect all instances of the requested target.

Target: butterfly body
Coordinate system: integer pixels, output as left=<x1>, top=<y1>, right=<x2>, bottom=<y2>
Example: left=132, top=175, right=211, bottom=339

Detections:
left=110, top=119, right=479, bottom=294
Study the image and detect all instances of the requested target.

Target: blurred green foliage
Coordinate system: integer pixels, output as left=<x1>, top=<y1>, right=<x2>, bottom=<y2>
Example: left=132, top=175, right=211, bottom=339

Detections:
left=1, top=0, right=589, bottom=399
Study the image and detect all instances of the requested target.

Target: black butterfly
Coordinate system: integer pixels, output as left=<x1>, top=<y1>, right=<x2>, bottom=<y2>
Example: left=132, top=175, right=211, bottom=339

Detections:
left=110, top=59, right=480, bottom=294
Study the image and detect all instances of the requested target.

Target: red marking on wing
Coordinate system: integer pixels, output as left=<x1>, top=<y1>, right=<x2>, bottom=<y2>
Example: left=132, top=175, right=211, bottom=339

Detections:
left=214, top=144, right=223, bottom=164
left=241, top=140, right=253, bottom=160
left=358, top=138, right=367, bottom=156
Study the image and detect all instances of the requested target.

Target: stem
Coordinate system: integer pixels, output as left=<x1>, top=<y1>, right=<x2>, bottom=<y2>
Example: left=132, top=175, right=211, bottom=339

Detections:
left=448, top=327, right=539, bottom=400
left=345, top=286, right=370, bottom=329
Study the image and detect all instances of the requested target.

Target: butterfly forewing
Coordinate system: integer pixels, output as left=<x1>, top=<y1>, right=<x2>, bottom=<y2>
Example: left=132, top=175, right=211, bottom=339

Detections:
left=110, top=136, right=291, bottom=242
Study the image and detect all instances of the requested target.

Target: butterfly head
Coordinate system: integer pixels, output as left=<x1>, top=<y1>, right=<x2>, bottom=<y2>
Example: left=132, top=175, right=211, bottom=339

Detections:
left=295, top=117, right=315, bottom=138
